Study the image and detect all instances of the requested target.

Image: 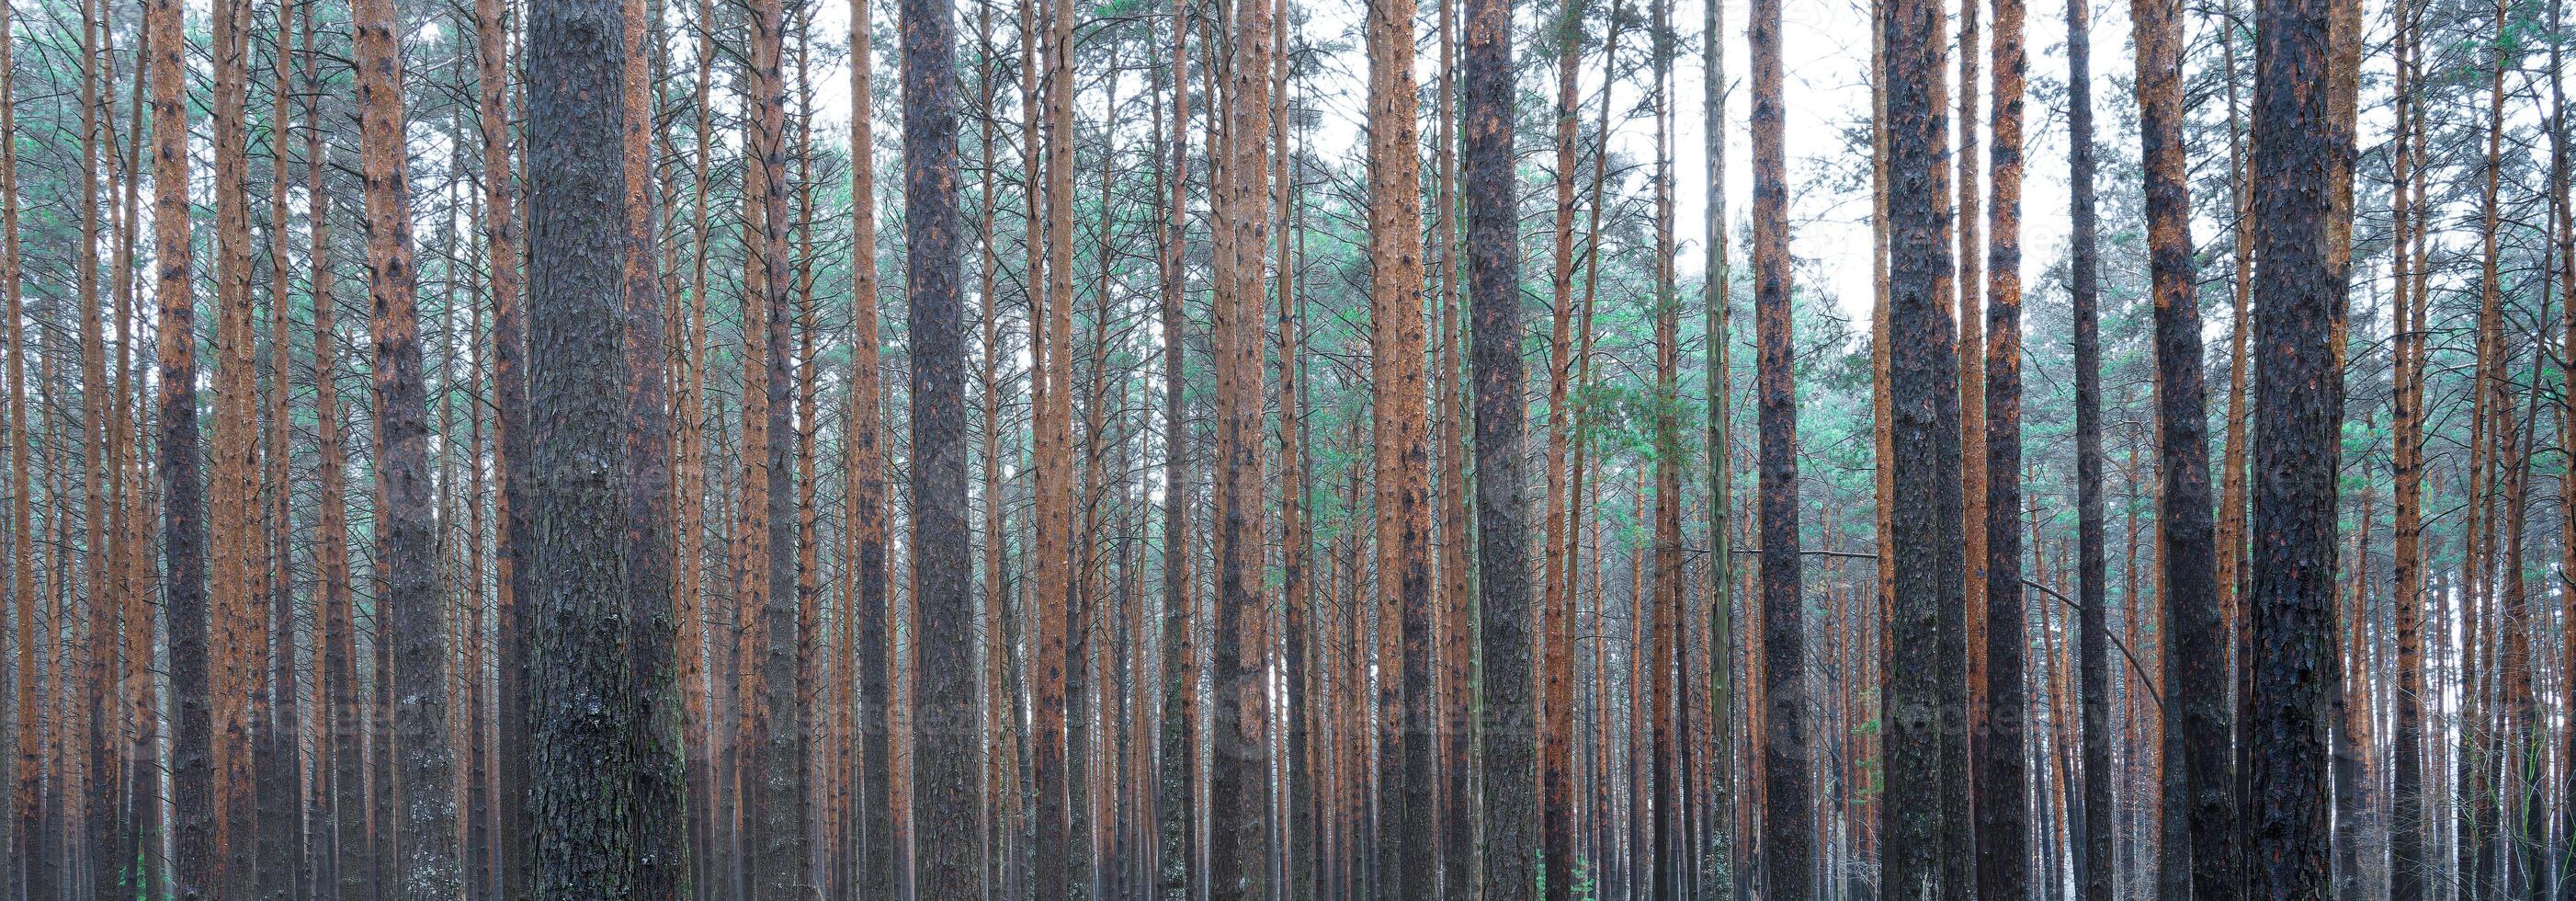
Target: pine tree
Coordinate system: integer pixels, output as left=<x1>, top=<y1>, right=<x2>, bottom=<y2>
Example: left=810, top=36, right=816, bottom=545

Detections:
left=903, top=0, right=984, bottom=879
left=2388, top=7, right=2428, bottom=896
left=1701, top=0, right=1737, bottom=891
left=303, top=10, right=369, bottom=890
left=1750, top=0, right=1810, bottom=891
left=351, top=0, right=463, bottom=885
left=478, top=0, right=535, bottom=877
left=1211, top=0, right=1277, bottom=888
left=2130, top=0, right=2231, bottom=893
left=1368, top=0, right=1435, bottom=885
left=2246, top=0, right=2346, bottom=888
left=2065, top=0, right=2115, bottom=893
left=847, top=0, right=895, bottom=894
left=1155, top=0, right=1197, bottom=895
left=1880, top=0, right=1961, bottom=892
left=6, top=0, right=39, bottom=891
left=1979, top=0, right=2030, bottom=894
left=1543, top=0, right=1588, bottom=895
left=523, top=0, right=644, bottom=882
left=1464, top=0, right=1535, bottom=885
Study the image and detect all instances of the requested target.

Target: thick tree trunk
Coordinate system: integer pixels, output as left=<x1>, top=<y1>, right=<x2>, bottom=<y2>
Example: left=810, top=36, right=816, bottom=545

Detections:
left=2246, top=0, right=2345, bottom=890
left=523, top=0, right=644, bottom=883
left=1750, top=0, right=1811, bottom=894
left=902, top=0, right=983, bottom=881
left=351, top=0, right=463, bottom=888
left=1879, top=0, right=1960, bottom=894
left=1462, top=0, right=1534, bottom=887
left=2130, top=0, right=2232, bottom=895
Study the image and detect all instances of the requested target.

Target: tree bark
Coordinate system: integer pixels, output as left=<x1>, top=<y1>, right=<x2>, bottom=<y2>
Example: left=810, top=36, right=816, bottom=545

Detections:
left=1367, top=0, right=1433, bottom=888
left=1979, top=0, right=2029, bottom=895
left=352, top=0, right=463, bottom=887
left=208, top=0, right=263, bottom=888
left=621, top=0, right=687, bottom=891
left=2064, top=0, right=2114, bottom=894
left=1155, top=1, right=1197, bottom=896
left=2130, top=0, right=2232, bottom=894
left=0, top=0, right=29, bottom=889
left=523, top=0, right=645, bottom=882
left=301, top=11, right=369, bottom=891
left=1880, top=0, right=1960, bottom=892
left=1543, top=2, right=1588, bottom=895
left=902, top=0, right=984, bottom=881
left=476, top=0, right=535, bottom=879
left=1751, top=0, right=1811, bottom=894
left=846, top=0, right=894, bottom=893
left=1463, top=0, right=1534, bottom=887
left=1211, top=0, right=1276, bottom=889
left=2246, top=0, right=2344, bottom=889
left=1702, top=0, right=1737, bottom=891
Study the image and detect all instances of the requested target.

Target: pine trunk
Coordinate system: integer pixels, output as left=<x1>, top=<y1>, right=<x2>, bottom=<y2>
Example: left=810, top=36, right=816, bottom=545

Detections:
left=2064, top=0, right=2115, bottom=893
left=1882, top=0, right=1963, bottom=891
left=1463, top=0, right=1533, bottom=885
left=523, top=0, right=645, bottom=880
left=902, top=0, right=983, bottom=879
left=1367, top=0, right=1433, bottom=888
left=1750, top=0, right=1810, bottom=892
left=1978, top=0, right=2030, bottom=895
left=2245, top=0, right=2344, bottom=889
left=352, top=0, right=463, bottom=886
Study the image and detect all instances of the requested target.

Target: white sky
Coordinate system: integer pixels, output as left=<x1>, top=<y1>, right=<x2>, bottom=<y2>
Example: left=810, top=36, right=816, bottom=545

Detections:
left=771, top=0, right=2141, bottom=330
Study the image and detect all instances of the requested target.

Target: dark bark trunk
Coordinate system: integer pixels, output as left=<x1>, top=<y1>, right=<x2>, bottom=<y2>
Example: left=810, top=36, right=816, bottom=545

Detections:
left=1979, top=0, right=2029, bottom=895
left=2246, top=0, right=2345, bottom=890
left=902, top=0, right=983, bottom=882
left=1879, top=0, right=1959, bottom=893
left=2065, top=0, right=2115, bottom=893
left=2131, top=0, right=2234, bottom=895
left=1751, top=0, right=1811, bottom=895
left=1463, top=0, right=1533, bottom=888
left=523, top=0, right=644, bottom=882
left=352, top=0, right=463, bottom=888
